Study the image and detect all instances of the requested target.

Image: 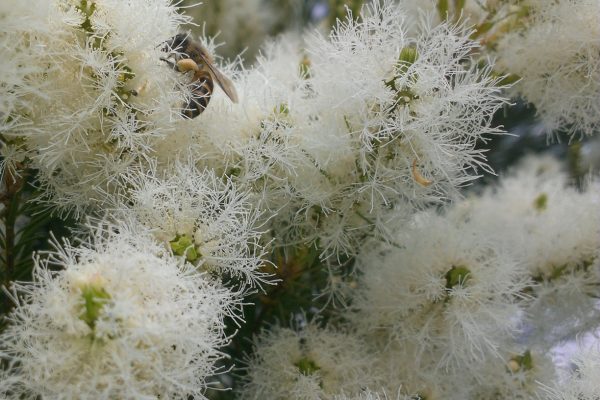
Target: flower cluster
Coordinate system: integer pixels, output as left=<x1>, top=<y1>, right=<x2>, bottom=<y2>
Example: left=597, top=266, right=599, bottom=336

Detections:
left=1, top=0, right=599, bottom=398
left=448, top=155, right=600, bottom=344
left=240, top=322, right=380, bottom=400
left=400, top=0, right=600, bottom=138
left=186, top=1, right=507, bottom=259
left=541, top=347, right=600, bottom=400
left=0, top=225, right=237, bottom=399
left=494, top=0, right=600, bottom=138
left=242, top=154, right=599, bottom=399
left=0, top=0, right=188, bottom=214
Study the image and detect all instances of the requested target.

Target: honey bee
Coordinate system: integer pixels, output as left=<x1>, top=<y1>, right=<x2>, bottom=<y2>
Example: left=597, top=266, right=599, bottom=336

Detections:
left=161, top=33, right=238, bottom=118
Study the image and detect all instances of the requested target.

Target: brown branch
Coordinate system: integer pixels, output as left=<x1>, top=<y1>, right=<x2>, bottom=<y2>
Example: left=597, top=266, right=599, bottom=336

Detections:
left=1, top=163, right=25, bottom=314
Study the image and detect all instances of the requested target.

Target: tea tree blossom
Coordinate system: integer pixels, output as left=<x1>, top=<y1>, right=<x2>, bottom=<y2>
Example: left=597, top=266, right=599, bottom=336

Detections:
left=118, top=160, right=268, bottom=289
left=351, top=212, right=530, bottom=373
left=495, top=0, right=600, bottom=138
left=466, top=349, right=557, bottom=400
left=400, top=0, right=600, bottom=138
left=0, top=0, right=189, bottom=214
left=239, top=322, right=380, bottom=400
left=448, top=155, right=600, bottom=346
left=332, top=391, right=412, bottom=400
left=1, top=0, right=599, bottom=399
left=0, top=225, right=236, bottom=399
left=540, top=347, right=600, bottom=400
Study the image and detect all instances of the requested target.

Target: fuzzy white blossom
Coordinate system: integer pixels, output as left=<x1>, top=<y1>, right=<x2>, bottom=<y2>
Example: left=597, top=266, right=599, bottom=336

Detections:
left=0, top=224, right=236, bottom=399
left=118, top=159, right=269, bottom=289
left=239, top=322, right=380, bottom=400
left=541, top=347, right=600, bottom=400
left=350, top=211, right=531, bottom=391
left=0, top=0, right=190, bottom=214
left=448, top=155, right=600, bottom=346
left=466, top=349, right=557, bottom=400
left=342, top=154, right=600, bottom=397
left=333, top=390, right=412, bottom=400
left=495, top=0, right=600, bottom=137
left=400, top=0, right=600, bottom=138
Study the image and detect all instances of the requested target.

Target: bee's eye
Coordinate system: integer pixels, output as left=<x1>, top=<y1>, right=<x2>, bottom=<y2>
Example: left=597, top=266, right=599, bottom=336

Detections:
left=162, top=34, right=186, bottom=53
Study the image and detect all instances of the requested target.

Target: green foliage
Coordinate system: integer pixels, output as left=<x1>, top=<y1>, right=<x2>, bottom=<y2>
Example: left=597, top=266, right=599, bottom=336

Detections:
left=0, top=167, right=74, bottom=321
left=328, top=0, right=364, bottom=26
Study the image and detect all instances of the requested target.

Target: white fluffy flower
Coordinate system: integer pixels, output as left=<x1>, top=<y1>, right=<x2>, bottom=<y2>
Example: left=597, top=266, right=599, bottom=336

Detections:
left=0, top=0, right=189, bottom=214
left=351, top=211, right=529, bottom=372
left=401, top=0, right=600, bottom=138
left=448, top=155, right=600, bottom=346
left=119, top=159, right=269, bottom=289
left=467, top=349, right=557, bottom=400
left=240, top=323, right=379, bottom=400
left=0, top=224, right=236, bottom=399
left=333, top=390, right=412, bottom=400
left=495, top=0, right=600, bottom=137
left=540, top=347, right=600, bottom=400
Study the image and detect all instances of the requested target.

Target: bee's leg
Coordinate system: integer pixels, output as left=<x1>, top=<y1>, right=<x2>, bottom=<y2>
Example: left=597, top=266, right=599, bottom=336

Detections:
left=160, top=57, right=178, bottom=70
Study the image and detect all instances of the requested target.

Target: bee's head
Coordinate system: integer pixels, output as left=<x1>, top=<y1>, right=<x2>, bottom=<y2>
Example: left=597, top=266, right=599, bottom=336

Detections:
left=163, top=33, right=189, bottom=53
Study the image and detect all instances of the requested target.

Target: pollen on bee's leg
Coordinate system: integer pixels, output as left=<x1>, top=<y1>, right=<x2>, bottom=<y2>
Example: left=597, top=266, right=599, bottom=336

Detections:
left=412, top=158, right=433, bottom=187
left=177, top=58, right=200, bottom=73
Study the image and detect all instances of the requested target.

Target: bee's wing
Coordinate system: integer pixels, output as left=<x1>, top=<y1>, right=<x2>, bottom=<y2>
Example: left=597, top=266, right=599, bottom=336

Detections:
left=197, top=53, right=239, bottom=103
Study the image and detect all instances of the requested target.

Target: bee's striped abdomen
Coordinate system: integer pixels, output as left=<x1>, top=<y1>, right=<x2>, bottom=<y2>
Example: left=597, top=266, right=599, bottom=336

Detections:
left=183, top=71, right=214, bottom=119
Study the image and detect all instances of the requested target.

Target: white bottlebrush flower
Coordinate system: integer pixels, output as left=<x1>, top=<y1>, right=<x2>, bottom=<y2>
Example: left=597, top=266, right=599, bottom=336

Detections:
left=0, top=224, right=236, bottom=399
left=495, top=0, right=600, bottom=137
left=119, top=159, right=269, bottom=290
left=295, top=1, right=507, bottom=252
left=351, top=211, right=530, bottom=373
left=239, top=322, right=379, bottom=400
left=401, top=0, right=600, bottom=138
left=448, top=155, right=600, bottom=346
left=540, top=347, right=600, bottom=400
left=0, top=0, right=190, bottom=214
